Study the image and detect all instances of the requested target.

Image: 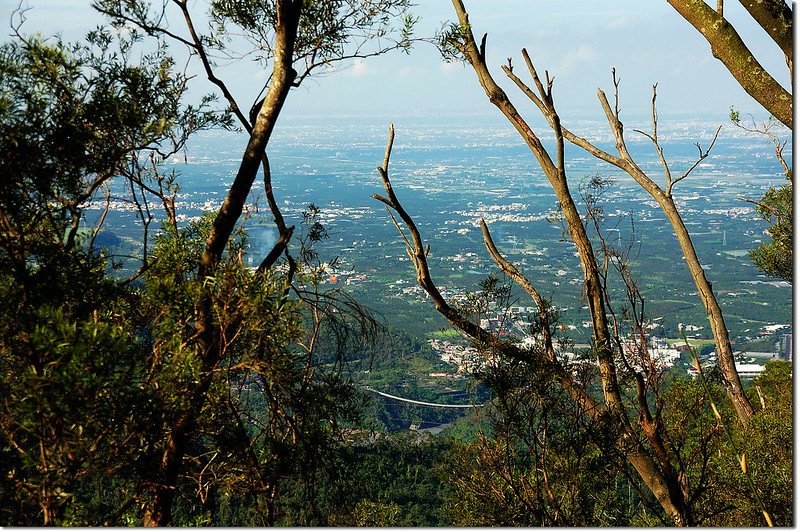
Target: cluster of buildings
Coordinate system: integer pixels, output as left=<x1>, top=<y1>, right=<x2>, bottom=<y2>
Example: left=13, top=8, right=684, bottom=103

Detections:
left=428, top=339, right=484, bottom=374
left=429, top=305, right=793, bottom=382
left=316, top=251, right=791, bottom=383
left=428, top=331, right=685, bottom=377
left=688, top=326, right=792, bottom=380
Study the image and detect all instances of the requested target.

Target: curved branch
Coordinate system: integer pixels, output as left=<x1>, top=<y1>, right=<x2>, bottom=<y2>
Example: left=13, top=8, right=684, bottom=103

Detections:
left=373, top=124, right=524, bottom=355
left=479, top=219, right=602, bottom=418
left=174, top=0, right=251, bottom=131
left=667, top=0, right=792, bottom=128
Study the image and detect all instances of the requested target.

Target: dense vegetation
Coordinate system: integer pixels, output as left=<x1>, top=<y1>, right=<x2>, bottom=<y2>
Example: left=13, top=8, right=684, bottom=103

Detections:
left=0, top=0, right=791, bottom=527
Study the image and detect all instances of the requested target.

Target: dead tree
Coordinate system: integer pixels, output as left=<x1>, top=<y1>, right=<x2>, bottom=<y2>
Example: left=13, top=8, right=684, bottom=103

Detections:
left=371, top=0, right=768, bottom=522
left=500, top=59, right=754, bottom=421
left=374, top=119, right=694, bottom=524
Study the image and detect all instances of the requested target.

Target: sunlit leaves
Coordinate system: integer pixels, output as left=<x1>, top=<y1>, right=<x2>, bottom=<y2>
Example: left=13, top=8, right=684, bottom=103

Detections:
left=749, top=183, right=792, bottom=283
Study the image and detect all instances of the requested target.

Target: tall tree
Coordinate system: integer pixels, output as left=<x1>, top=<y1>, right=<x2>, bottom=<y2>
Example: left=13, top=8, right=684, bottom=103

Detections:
left=94, top=0, right=415, bottom=525
left=371, top=0, right=785, bottom=524
left=2, top=0, right=415, bottom=525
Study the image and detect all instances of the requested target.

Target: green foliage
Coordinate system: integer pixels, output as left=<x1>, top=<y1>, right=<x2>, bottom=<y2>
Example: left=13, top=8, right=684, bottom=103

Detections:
left=321, top=433, right=454, bottom=527
left=97, top=0, right=416, bottom=88
left=138, top=216, right=370, bottom=526
left=0, top=28, right=224, bottom=250
left=0, top=25, right=217, bottom=525
left=0, top=3, right=792, bottom=527
left=437, top=21, right=471, bottom=62
left=0, top=270, right=151, bottom=525
left=727, top=361, right=792, bottom=525
left=443, top=350, right=633, bottom=526
left=445, top=433, right=634, bottom=526
left=1, top=1, right=422, bottom=525
left=658, top=364, right=792, bottom=526
left=332, top=499, right=402, bottom=526
left=749, top=183, right=792, bottom=282
left=729, top=107, right=792, bottom=283
left=0, top=21, right=330, bottom=526
left=209, top=0, right=416, bottom=64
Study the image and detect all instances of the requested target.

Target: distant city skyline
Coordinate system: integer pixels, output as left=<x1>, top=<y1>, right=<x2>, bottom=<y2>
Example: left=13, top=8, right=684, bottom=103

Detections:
left=2, top=1, right=791, bottom=122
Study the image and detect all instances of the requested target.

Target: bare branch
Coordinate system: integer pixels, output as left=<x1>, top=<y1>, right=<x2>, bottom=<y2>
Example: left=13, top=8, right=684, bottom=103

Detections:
left=740, top=195, right=781, bottom=219
left=523, top=60, right=752, bottom=423
left=92, top=3, right=197, bottom=50
left=384, top=207, right=413, bottom=257
left=89, top=182, right=112, bottom=252
left=479, top=220, right=551, bottom=351
left=521, top=49, right=548, bottom=103
left=256, top=225, right=295, bottom=273
left=669, top=126, right=721, bottom=194
left=612, top=68, right=621, bottom=118
left=374, top=123, right=519, bottom=354
left=174, top=0, right=251, bottom=130
left=730, top=114, right=792, bottom=181
left=632, top=84, right=673, bottom=188
left=381, top=122, right=395, bottom=172
left=503, top=63, right=548, bottom=121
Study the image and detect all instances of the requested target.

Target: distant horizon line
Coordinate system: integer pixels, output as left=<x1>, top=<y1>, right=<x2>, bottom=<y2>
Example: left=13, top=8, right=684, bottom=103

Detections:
left=269, top=109, right=786, bottom=124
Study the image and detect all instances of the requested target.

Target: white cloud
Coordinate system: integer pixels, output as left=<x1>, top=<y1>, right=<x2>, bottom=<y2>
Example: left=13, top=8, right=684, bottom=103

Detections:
left=440, top=61, right=463, bottom=76
left=560, top=44, right=599, bottom=73
left=348, top=59, right=371, bottom=78
left=604, top=15, right=639, bottom=31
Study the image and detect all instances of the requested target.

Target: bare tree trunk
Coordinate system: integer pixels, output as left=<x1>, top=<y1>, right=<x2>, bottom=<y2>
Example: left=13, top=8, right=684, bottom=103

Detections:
left=141, top=1, right=303, bottom=526
left=39, top=439, right=57, bottom=526
left=530, top=81, right=756, bottom=422
left=449, top=0, right=623, bottom=413
left=480, top=222, right=692, bottom=525
left=666, top=0, right=792, bottom=128
left=438, top=2, right=696, bottom=523
left=142, top=422, right=190, bottom=527
left=661, top=200, right=753, bottom=422
left=376, top=125, right=691, bottom=526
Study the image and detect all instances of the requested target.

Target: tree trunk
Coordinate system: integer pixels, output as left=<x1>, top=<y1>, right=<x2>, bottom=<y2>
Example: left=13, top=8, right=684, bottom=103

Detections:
left=554, top=92, right=756, bottom=423
left=667, top=0, right=792, bottom=128
left=660, top=196, right=754, bottom=421
left=446, top=1, right=694, bottom=522
left=141, top=1, right=303, bottom=526
left=142, top=424, right=189, bottom=527
left=450, top=0, right=624, bottom=420
left=737, top=0, right=792, bottom=63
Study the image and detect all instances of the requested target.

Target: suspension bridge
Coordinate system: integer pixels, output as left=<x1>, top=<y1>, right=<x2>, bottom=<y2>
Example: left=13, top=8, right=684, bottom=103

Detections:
left=360, top=386, right=482, bottom=409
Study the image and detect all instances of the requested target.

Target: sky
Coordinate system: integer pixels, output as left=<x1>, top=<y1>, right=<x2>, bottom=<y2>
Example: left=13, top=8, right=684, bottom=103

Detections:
left=1, top=0, right=792, bottom=123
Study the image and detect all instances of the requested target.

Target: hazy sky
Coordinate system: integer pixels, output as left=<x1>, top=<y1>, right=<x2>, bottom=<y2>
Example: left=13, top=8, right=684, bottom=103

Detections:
left=1, top=0, right=791, bottom=122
